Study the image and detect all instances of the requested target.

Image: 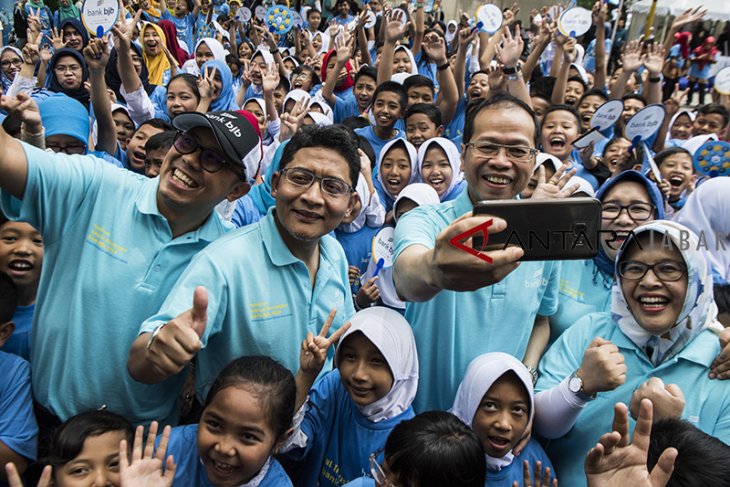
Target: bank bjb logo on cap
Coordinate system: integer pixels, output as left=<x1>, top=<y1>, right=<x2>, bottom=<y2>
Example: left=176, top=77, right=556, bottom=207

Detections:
left=206, top=112, right=242, bottom=137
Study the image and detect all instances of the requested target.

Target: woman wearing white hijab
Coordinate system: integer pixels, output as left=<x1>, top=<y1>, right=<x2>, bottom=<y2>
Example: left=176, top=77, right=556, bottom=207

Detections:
left=535, top=221, right=730, bottom=486
left=374, top=138, right=419, bottom=214
left=181, top=37, right=227, bottom=75
left=417, top=137, right=465, bottom=202
left=451, top=352, right=556, bottom=485
left=282, top=89, right=312, bottom=114
left=282, top=306, right=418, bottom=486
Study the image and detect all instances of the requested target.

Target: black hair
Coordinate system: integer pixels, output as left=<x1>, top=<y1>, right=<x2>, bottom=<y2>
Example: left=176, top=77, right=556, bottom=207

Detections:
left=276, top=76, right=291, bottom=92
left=354, top=65, right=377, bottom=85
left=356, top=135, right=376, bottom=170
left=225, top=53, right=242, bottom=69
left=0, top=272, right=17, bottom=324
left=579, top=88, right=609, bottom=105
left=279, top=124, right=361, bottom=187
left=138, top=118, right=172, bottom=133
left=542, top=104, right=581, bottom=128
left=648, top=418, right=730, bottom=487
left=622, top=93, right=647, bottom=106
left=291, top=64, right=321, bottom=88
left=405, top=103, right=442, bottom=127
left=203, top=356, right=296, bottom=440
left=0, top=210, right=7, bottom=227
left=384, top=411, right=486, bottom=487
left=654, top=147, right=692, bottom=167
left=144, top=130, right=176, bottom=153
left=167, top=73, right=201, bottom=101
left=464, top=92, right=539, bottom=145
left=697, top=103, right=730, bottom=127
left=529, top=76, right=555, bottom=100
left=602, top=136, right=631, bottom=158
left=44, top=411, right=134, bottom=471
left=306, top=8, right=321, bottom=18
left=567, top=75, right=588, bottom=91
left=372, top=81, right=407, bottom=117
left=342, top=116, right=370, bottom=130
left=403, top=74, right=435, bottom=97
left=715, top=284, right=730, bottom=315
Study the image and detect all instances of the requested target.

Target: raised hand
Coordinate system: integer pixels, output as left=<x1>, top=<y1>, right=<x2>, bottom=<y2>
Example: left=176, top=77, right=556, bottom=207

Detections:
left=671, top=7, right=707, bottom=31
left=531, top=164, right=579, bottom=200
left=629, top=378, right=685, bottom=421
left=16, top=93, right=42, bottom=130
left=83, top=37, right=111, bottom=72
left=145, top=286, right=208, bottom=377
left=112, top=9, right=143, bottom=51
left=5, top=463, right=52, bottom=487
left=383, top=9, right=410, bottom=44
left=487, top=64, right=505, bottom=92
left=642, top=43, right=665, bottom=76
left=563, top=37, right=578, bottom=63
left=621, top=40, right=643, bottom=73
left=120, top=422, right=176, bottom=487
left=299, top=309, right=350, bottom=376
left=39, top=44, right=53, bottom=63
left=513, top=460, right=557, bottom=487
left=355, top=276, right=381, bottom=308
left=279, top=96, right=308, bottom=141
left=328, top=19, right=340, bottom=38
left=496, top=24, right=523, bottom=69
left=576, top=337, right=627, bottom=396
left=51, top=27, right=67, bottom=50
left=261, top=62, right=279, bottom=93
left=458, top=27, right=477, bottom=49
left=422, top=31, right=448, bottom=65
left=21, top=43, right=40, bottom=67
left=334, top=30, right=352, bottom=64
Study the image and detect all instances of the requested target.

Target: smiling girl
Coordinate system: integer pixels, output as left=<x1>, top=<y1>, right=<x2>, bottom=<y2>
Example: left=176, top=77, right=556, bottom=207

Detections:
left=417, top=137, right=465, bottom=202
left=374, top=139, right=418, bottom=215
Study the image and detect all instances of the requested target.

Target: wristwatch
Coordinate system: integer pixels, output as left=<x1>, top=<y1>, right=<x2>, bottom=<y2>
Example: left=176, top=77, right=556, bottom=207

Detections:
left=569, top=370, right=596, bottom=401
left=503, top=64, right=521, bottom=81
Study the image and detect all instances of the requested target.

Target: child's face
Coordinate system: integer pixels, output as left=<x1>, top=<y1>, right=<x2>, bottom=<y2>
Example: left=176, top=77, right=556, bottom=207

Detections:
left=174, top=0, right=189, bottom=16
left=467, top=73, right=490, bottom=101
left=471, top=373, right=530, bottom=458
left=198, top=386, right=279, bottom=487
left=312, top=35, right=322, bottom=52
left=244, top=101, right=267, bottom=134
left=338, top=332, right=394, bottom=406
left=112, top=111, right=135, bottom=150
left=420, top=145, right=453, bottom=197
left=354, top=75, right=376, bottom=111
left=372, top=92, right=402, bottom=129
left=577, top=95, right=604, bottom=132
left=249, top=55, right=266, bottom=86
left=406, top=86, right=433, bottom=108
left=380, top=146, right=411, bottom=197
left=405, top=113, right=440, bottom=149
left=142, top=27, right=162, bottom=57
left=54, top=431, right=127, bottom=487
left=541, top=110, right=579, bottom=162
left=167, top=78, right=200, bottom=117
left=659, top=153, right=694, bottom=198
left=693, top=112, right=726, bottom=138
left=273, top=87, right=286, bottom=115
left=126, top=125, right=165, bottom=173
left=392, top=50, right=412, bottom=74
left=326, top=58, right=348, bottom=86
left=565, top=80, right=584, bottom=106
left=196, top=43, right=216, bottom=68
left=670, top=113, right=693, bottom=140
left=307, top=11, right=321, bottom=29
left=291, top=70, right=314, bottom=91
left=603, top=138, right=635, bottom=177
left=144, top=148, right=167, bottom=178
left=0, top=222, right=43, bottom=289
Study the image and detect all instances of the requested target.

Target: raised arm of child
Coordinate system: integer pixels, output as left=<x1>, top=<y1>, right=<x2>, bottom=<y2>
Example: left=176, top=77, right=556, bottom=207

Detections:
left=84, top=38, right=117, bottom=156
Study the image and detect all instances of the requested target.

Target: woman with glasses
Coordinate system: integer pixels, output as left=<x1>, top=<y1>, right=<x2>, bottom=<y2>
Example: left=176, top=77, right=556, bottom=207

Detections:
left=534, top=220, right=730, bottom=486
left=0, top=47, right=23, bottom=92
left=549, top=171, right=664, bottom=344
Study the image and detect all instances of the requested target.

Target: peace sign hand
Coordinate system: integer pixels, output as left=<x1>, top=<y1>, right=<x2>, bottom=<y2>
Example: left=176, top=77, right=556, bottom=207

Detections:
left=279, top=96, right=308, bottom=141
left=196, top=66, right=215, bottom=101
left=531, top=164, right=579, bottom=200
left=5, top=463, right=52, bottom=487
left=299, top=309, right=351, bottom=376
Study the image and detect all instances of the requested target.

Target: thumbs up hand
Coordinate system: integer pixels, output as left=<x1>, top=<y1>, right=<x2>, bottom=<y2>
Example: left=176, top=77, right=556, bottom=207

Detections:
left=145, top=286, right=209, bottom=378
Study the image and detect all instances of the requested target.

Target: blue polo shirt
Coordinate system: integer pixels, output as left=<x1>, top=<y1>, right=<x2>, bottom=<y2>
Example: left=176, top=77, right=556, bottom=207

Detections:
left=140, top=208, right=356, bottom=400
left=393, top=189, right=560, bottom=412
left=0, top=143, right=231, bottom=425
left=0, top=352, right=37, bottom=464
left=537, top=313, right=730, bottom=487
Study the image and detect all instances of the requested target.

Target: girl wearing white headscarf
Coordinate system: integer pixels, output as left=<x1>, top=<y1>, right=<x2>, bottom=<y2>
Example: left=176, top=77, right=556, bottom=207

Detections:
left=374, top=138, right=419, bottom=214
left=282, top=89, right=312, bottom=114
left=445, top=20, right=458, bottom=51
left=283, top=307, right=418, bottom=486
left=181, top=37, right=227, bottom=75
left=451, top=352, right=556, bottom=485
left=535, top=221, right=729, bottom=486
left=393, top=45, right=419, bottom=75
left=666, top=109, right=696, bottom=147
left=417, top=137, right=465, bottom=202
left=243, top=96, right=279, bottom=146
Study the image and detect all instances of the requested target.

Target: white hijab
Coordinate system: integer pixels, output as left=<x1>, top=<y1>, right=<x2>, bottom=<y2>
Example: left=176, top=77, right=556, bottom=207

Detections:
left=376, top=138, right=419, bottom=201
left=339, top=174, right=386, bottom=233
left=451, top=352, right=535, bottom=472
left=283, top=89, right=312, bottom=113
left=533, top=152, right=595, bottom=197
left=417, top=137, right=464, bottom=201
left=394, top=44, right=419, bottom=75
left=305, top=112, right=333, bottom=126
left=310, top=31, right=330, bottom=54
left=667, top=109, right=696, bottom=142
left=181, top=38, right=228, bottom=75
left=445, top=20, right=458, bottom=46
left=334, top=307, right=419, bottom=423
left=393, top=183, right=440, bottom=222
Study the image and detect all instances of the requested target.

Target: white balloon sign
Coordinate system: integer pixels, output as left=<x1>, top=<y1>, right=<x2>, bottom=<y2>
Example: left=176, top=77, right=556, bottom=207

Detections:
left=590, top=99, right=624, bottom=131
left=476, top=3, right=502, bottom=34
left=558, top=7, right=592, bottom=38
left=372, top=227, right=395, bottom=268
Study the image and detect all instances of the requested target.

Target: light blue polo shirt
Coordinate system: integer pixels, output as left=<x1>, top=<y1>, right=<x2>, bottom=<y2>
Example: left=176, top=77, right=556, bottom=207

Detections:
left=0, top=143, right=231, bottom=426
left=537, top=313, right=730, bottom=487
left=393, top=189, right=560, bottom=412
left=140, top=208, right=356, bottom=401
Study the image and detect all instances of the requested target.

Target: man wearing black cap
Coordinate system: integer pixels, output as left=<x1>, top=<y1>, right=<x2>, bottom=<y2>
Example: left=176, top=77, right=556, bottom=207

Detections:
left=0, top=108, right=261, bottom=428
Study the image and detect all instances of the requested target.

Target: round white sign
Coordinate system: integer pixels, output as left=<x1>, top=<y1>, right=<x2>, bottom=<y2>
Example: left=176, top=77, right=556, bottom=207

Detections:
left=237, top=6, right=252, bottom=22
left=715, top=67, right=730, bottom=95
left=476, top=3, right=502, bottom=34
left=291, top=10, right=303, bottom=28
left=372, top=227, right=395, bottom=268
left=624, top=104, right=666, bottom=143
left=81, top=0, right=119, bottom=37
left=590, top=99, right=624, bottom=131
left=255, top=5, right=266, bottom=21
left=558, top=7, right=592, bottom=38
left=364, top=10, right=377, bottom=29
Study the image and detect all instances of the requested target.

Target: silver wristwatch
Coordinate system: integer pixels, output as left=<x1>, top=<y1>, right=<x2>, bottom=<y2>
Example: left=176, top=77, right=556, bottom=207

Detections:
left=569, top=370, right=596, bottom=401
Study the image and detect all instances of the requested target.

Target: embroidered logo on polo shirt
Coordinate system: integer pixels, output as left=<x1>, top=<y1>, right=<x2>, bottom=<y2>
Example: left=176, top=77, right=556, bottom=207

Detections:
left=85, top=224, right=129, bottom=263
left=249, top=302, right=292, bottom=321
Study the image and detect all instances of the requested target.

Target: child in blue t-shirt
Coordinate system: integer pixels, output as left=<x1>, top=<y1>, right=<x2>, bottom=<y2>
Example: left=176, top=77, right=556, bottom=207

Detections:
left=0, top=272, right=38, bottom=482
left=451, top=352, right=557, bottom=487
left=354, top=82, right=406, bottom=164
left=161, top=0, right=196, bottom=50
left=283, top=307, right=419, bottom=487
left=0, top=215, right=42, bottom=361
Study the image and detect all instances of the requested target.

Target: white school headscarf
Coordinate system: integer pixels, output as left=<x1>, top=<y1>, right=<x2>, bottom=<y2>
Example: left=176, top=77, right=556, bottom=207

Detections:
left=394, top=44, right=419, bottom=75
left=612, top=221, right=721, bottom=366
left=308, top=97, right=334, bottom=122
left=532, top=152, right=595, bottom=197
left=376, top=138, right=419, bottom=201
left=310, top=31, right=330, bottom=55
left=181, top=37, right=228, bottom=75
left=417, top=137, right=464, bottom=202
left=283, top=89, right=312, bottom=112
left=675, top=178, right=730, bottom=283
left=666, top=109, right=696, bottom=142
left=334, top=307, right=419, bottom=423
left=393, top=183, right=440, bottom=222
left=445, top=20, right=458, bottom=46
left=339, top=174, right=386, bottom=233
left=451, top=352, right=535, bottom=472
left=305, top=112, right=333, bottom=126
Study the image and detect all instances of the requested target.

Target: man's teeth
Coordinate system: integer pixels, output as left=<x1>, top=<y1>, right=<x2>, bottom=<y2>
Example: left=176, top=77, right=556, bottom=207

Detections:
left=485, top=175, right=511, bottom=184
left=173, top=168, right=198, bottom=188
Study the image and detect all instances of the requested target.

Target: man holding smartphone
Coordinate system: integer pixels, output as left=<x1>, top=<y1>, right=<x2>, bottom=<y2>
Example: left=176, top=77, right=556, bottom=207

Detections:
left=393, top=93, right=561, bottom=413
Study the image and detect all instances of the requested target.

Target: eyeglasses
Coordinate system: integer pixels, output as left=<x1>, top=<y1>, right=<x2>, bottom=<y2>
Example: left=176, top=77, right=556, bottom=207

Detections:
left=280, top=167, right=354, bottom=197
left=466, top=141, right=538, bottom=162
left=369, top=449, right=395, bottom=487
left=601, top=202, right=654, bottom=221
left=617, top=260, right=687, bottom=282
left=173, top=131, right=238, bottom=175
left=1, top=58, right=22, bottom=68
left=46, top=142, right=85, bottom=155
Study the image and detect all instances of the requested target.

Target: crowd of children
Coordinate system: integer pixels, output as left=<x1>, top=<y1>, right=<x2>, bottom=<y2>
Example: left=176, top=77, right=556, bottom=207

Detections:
left=1, top=0, right=730, bottom=485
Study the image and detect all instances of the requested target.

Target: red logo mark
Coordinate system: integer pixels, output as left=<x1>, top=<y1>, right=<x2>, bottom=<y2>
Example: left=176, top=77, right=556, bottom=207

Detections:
left=449, top=219, right=493, bottom=263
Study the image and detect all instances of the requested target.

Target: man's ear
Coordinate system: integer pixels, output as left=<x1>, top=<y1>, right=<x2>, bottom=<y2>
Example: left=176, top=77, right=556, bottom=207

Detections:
left=436, top=125, right=444, bottom=137
left=270, top=171, right=281, bottom=198
left=0, top=321, right=16, bottom=348
left=226, top=180, right=251, bottom=202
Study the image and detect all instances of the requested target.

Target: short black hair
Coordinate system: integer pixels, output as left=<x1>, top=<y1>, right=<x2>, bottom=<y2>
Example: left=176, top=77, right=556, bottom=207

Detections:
left=464, top=92, right=539, bottom=145
left=622, top=93, right=647, bottom=106
left=292, top=64, right=321, bottom=88
left=579, top=88, right=609, bottom=105
left=648, top=418, right=730, bottom=487
left=385, top=411, right=486, bottom=487
left=342, top=116, right=370, bottom=130
left=654, top=147, right=692, bottom=167
left=372, top=81, right=407, bottom=116
left=144, top=130, right=176, bottom=153
left=403, top=74, right=435, bottom=97
left=542, top=104, right=581, bottom=129
left=567, top=76, right=588, bottom=91
left=405, top=103, right=442, bottom=127
left=356, top=136, right=376, bottom=169
left=138, top=118, right=172, bottom=133
left=280, top=125, right=360, bottom=186
left=306, top=7, right=321, bottom=17
left=277, top=76, right=291, bottom=92
left=354, top=65, right=377, bottom=85
left=697, top=103, right=730, bottom=127
left=0, top=272, right=17, bottom=324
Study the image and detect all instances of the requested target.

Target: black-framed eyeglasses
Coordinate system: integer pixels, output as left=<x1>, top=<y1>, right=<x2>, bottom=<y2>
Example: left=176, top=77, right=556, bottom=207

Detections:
left=601, top=202, right=654, bottom=221
left=466, top=140, right=538, bottom=162
left=1, top=58, right=22, bottom=68
left=173, top=131, right=237, bottom=175
left=280, top=167, right=354, bottom=197
left=617, top=260, right=687, bottom=282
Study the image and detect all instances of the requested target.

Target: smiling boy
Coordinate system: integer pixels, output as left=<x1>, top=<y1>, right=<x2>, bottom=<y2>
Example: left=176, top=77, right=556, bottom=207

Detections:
left=355, top=81, right=406, bottom=166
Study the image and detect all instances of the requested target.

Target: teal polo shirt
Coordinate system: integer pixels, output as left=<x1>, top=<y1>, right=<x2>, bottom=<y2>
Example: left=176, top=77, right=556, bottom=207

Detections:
left=537, top=313, right=730, bottom=487
left=0, top=143, right=231, bottom=426
left=393, top=189, right=560, bottom=412
left=140, top=208, right=356, bottom=401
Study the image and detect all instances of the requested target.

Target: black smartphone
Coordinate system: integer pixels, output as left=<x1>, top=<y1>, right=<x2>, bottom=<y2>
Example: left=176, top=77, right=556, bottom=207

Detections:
left=472, top=198, right=602, bottom=261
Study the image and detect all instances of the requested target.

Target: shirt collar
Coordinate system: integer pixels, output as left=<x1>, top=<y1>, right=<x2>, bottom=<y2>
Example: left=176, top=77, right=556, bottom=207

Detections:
left=261, top=208, right=300, bottom=266
left=611, top=322, right=716, bottom=368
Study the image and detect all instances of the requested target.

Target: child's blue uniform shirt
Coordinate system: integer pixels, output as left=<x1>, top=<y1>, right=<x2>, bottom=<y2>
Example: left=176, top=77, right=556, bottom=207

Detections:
left=335, top=225, right=380, bottom=279
left=162, top=11, right=195, bottom=52
left=485, top=440, right=555, bottom=486
left=354, top=126, right=404, bottom=171
left=343, top=478, right=375, bottom=487
left=1, top=304, right=34, bottom=360
left=0, top=143, right=230, bottom=426
left=285, top=369, right=414, bottom=487
left=163, top=424, right=293, bottom=487
left=140, top=208, right=356, bottom=401
left=0, top=352, right=37, bottom=464
left=537, top=313, right=730, bottom=487
left=393, top=189, right=560, bottom=412
left=333, top=95, right=360, bottom=124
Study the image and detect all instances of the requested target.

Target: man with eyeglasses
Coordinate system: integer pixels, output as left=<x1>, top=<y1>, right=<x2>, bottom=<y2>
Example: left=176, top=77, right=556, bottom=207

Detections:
left=128, top=124, right=358, bottom=403
left=0, top=109, right=261, bottom=428
left=393, top=93, right=562, bottom=413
